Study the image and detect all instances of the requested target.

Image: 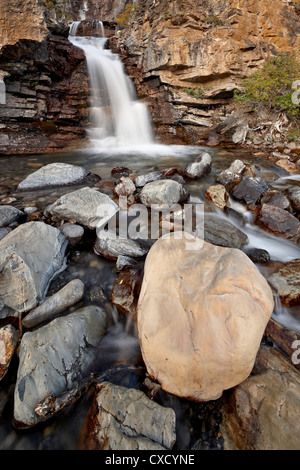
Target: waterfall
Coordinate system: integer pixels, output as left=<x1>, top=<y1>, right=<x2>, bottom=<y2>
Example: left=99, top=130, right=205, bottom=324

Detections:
left=69, top=21, right=153, bottom=148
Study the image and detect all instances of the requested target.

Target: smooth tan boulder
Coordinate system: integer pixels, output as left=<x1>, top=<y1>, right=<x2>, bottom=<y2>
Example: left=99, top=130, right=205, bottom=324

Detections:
left=137, top=233, right=274, bottom=401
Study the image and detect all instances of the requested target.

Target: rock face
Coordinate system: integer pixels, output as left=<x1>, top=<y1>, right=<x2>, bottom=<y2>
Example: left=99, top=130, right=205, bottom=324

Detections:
left=22, top=279, right=85, bottom=329
left=137, top=233, right=274, bottom=401
left=49, top=187, right=119, bottom=230
left=268, top=259, right=300, bottom=307
left=221, top=346, right=300, bottom=450
left=139, top=180, right=189, bottom=207
left=85, top=382, right=176, bottom=450
left=14, top=305, right=107, bottom=428
left=17, top=163, right=91, bottom=190
left=0, top=222, right=68, bottom=313
left=115, top=0, right=300, bottom=144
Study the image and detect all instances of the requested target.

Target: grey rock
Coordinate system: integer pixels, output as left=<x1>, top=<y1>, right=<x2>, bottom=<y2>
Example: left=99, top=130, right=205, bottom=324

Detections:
left=0, top=227, right=12, bottom=241
left=0, top=324, right=19, bottom=381
left=49, top=187, right=118, bottom=230
left=0, top=205, right=23, bottom=228
left=183, top=152, right=212, bottom=179
left=14, top=305, right=107, bottom=428
left=202, top=214, right=248, bottom=249
left=134, top=171, right=163, bottom=188
left=58, top=223, right=84, bottom=246
left=87, top=382, right=176, bottom=450
left=17, top=163, right=90, bottom=190
left=231, top=177, right=269, bottom=205
left=22, top=279, right=85, bottom=329
left=94, top=231, right=148, bottom=260
left=23, top=206, right=38, bottom=215
left=116, top=255, right=137, bottom=271
left=139, top=180, right=189, bottom=207
left=246, top=248, right=270, bottom=264
left=216, top=159, right=246, bottom=188
left=0, top=222, right=68, bottom=313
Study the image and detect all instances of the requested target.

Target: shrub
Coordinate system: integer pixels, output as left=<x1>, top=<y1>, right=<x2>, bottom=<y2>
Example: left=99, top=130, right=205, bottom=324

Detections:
left=234, top=52, right=300, bottom=116
left=115, top=2, right=138, bottom=29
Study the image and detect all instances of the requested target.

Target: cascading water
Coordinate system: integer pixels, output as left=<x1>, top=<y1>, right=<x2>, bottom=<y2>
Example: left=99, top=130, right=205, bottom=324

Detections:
left=69, top=21, right=153, bottom=148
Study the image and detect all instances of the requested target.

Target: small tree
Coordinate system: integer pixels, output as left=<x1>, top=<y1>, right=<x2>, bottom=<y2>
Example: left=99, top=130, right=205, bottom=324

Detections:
left=235, top=52, right=300, bottom=116
left=115, top=2, right=138, bottom=29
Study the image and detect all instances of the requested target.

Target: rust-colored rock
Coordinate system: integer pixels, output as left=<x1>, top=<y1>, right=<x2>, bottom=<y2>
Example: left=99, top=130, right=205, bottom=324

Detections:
left=112, top=269, right=143, bottom=320
left=256, top=203, right=300, bottom=242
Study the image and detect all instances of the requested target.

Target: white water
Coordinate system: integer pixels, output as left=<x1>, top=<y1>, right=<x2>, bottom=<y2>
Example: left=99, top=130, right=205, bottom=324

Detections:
left=69, top=22, right=153, bottom=148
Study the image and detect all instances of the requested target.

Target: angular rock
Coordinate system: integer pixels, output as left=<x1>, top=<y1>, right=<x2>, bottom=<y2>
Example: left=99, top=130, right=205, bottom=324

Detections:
left=58, top=223, right=84, bottom=246
left=0, top=222, right=68, bottom=313
left=17, top=163, right=91, bottom=190
left=0, top=325, right=18, bottom=381
left=261, top=190, right=291, bottom=211
left=0, top=205, right=23, bottom=228
left=205, top=184, right=229, bottom=210
left=14, top=305, right=107, bottom=428
left=215, top=159, right=246, bottom=189
left=112, top=269, right=143, bottom=320
left=203, top=215, right=248, bottom=249
left=137, top=234, right=274, bottom=401
left=22, top=279, right=85, bottom=329
left=85, top=382, right=176, bottom=450
left=134, top=171, right=164, bottom=188
left=275, top=159, right=299, bottom=173
left=231, top=177, right=269, bottom=205
left=114, top=177, right=136, bottom=197
left=139, top=180, right=189, bottom=207
left=221, top=346, right=300, bottom=450
left=268, top=259, right=300, bottom=306
left=183, top=152, right=212, bottom=180
left=94, top=231, right=148, bottom=260
left=256, top=204, right=300, bottom=242
left=49, top=187, right=118, bottom=230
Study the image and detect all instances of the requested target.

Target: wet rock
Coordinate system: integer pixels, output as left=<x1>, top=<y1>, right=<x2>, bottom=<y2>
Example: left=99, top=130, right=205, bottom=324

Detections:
left=112, top=269, right=143, bottom=320
left=261, top=190, right=291, bottom=211
left=114, top=177, right=136, bottom=197
left=22, top=279, right=85, bottom=329
left=137, top=234, right=274, bottom=401
left=275, top=159, right=299, bottom=173
left=0, top=205, right=23, bottom=228
left=205, top=184, right=229, bottom=210
left=48, top=187, right=118, bottom=230
left=85, top=382, right=176, bottom=450
left=182, top=152, right=212, bottom=180
left=287, top=188, right=300, bottom=213
left=94, top=231, right=148, bottom=261
left=215, top=160, right=246, bottom=189
left=231, top=177, right=269, bottom=205
left=0, top=325, right=19, bottom=381
left=58, top=223, right=84, bottom=246
left=221, top=346, right=300, bottom=450
left=17, top=163, right=92, bottom=190
left=116, top=255, right=137, bottom=271
left=14, top=305, right=107, bottom=428
left=0, top=222, right=68, bottom=313
left=203, top=215, right=248, bottom=249
left=256, top=204, right=300, bottom=242
left=246, top=248, right=270, bottom=264
left=0, top=227, right=12, bottom=241
left=134, top=171, right=164, bottom=188
left=268, top=259, right=300, bottom=306
left=111, top=167, right=132, bottom=179
left=139, top=180, right=189, bottom=207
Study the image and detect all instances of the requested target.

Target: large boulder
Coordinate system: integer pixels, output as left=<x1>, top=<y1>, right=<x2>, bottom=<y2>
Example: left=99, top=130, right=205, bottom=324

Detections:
left=84, top=382, right=176, bottom=450
left=137, top=233, right=274, bottom=401
left=0, top=222, right=68, bottom=313
left=14, top=305, right=107, bottom=428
